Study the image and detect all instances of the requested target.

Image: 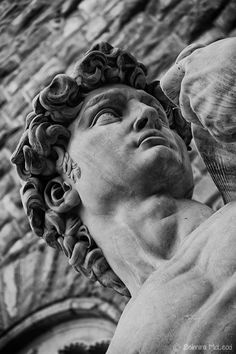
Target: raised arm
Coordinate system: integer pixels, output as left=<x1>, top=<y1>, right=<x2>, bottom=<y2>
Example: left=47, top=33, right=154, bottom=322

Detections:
left=160, top=38, right=236, bottom=203
left=160, top=38, right=236, bottom=143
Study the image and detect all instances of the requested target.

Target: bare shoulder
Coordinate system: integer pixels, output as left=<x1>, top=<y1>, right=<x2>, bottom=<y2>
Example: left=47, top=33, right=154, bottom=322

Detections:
left=176, top=201, right=236, bottom=287
left=107, top=202, right=236, bottom=353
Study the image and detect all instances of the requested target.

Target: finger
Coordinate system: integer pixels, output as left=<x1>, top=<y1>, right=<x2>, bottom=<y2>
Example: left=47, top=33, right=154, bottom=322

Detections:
left=160, top=43, right=205, bottom=106
left=175, top=43, right=205, bottom=63
left=160, top=60, right=185, bottom=106
left=179, top=83, right=202, bottom=125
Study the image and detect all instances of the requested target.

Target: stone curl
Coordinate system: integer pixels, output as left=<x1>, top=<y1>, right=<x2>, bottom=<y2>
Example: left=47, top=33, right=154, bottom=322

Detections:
left=11, top=42, right=192, bottom=298
left=73, top=42, right=147, bottom=90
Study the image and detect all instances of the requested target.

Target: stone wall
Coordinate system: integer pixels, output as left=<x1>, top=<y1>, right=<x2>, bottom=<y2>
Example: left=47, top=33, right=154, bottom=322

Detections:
left=0, top=0, right=235, bottom=348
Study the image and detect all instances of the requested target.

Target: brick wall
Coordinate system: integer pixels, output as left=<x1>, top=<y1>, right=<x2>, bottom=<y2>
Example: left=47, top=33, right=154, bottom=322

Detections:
left=0, top=0, right=235, bottom=340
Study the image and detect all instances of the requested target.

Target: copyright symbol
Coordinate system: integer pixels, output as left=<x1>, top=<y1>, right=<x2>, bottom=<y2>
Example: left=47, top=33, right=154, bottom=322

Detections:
left=173, top=343, right=181, bottom=352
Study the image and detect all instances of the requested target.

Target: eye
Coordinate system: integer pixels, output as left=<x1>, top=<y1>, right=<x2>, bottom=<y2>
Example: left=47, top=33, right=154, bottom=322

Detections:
left=90, top=109, right=121, bottom=127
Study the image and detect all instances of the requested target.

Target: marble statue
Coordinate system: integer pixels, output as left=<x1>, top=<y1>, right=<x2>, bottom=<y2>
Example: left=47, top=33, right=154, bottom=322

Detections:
left=11, top=38, right=236, bottom=353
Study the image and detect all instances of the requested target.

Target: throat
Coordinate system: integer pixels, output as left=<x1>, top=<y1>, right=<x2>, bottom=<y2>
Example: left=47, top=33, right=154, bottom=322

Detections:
left=83, top=195, right=213, bottom=297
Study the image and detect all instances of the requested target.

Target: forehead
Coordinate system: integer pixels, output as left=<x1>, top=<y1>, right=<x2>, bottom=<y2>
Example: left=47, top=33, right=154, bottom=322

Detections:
left=80, top=84, right=160, bottom=112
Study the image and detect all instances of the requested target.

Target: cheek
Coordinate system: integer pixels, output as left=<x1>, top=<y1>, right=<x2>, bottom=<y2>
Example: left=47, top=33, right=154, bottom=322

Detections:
left=86, top=131, right=120, bottom=158
left=77, top=143, right=121, bottom=187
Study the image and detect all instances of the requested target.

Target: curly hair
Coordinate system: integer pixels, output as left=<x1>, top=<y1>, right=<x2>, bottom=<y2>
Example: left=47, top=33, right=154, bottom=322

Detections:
left=11, top=42, right=192, bottom=298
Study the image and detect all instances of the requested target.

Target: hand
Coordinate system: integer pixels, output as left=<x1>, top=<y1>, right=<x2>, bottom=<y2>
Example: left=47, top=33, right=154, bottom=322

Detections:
left=160, top=38, right=236, bottom=142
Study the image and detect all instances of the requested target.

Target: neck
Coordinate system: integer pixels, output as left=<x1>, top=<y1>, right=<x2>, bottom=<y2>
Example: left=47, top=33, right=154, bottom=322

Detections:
left=82, top=194, right=213, bottom=297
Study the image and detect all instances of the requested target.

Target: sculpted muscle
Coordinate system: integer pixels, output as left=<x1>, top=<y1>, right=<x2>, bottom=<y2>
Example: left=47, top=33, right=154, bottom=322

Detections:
left=11, top=39, right=236, bottom=353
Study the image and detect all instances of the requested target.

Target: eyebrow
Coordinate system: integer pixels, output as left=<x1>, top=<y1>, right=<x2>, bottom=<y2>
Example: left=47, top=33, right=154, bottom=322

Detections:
left=76, top=88, right=164, bottom=127
left=77, top=90, right=126, bottom=126
left=83, top=90, right=126, bottom=112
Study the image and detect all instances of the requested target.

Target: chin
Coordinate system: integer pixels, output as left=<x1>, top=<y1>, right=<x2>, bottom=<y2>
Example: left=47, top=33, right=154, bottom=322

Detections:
left=135, top=142, right=193, bottom=195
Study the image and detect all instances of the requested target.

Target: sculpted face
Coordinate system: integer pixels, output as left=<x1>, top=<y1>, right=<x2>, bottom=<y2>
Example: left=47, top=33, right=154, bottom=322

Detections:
left=68, top=84, right=193, bottom=211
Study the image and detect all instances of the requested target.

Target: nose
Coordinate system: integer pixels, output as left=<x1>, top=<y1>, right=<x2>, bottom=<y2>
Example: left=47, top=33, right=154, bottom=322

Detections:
left=133, top=105, right=162, bottom=131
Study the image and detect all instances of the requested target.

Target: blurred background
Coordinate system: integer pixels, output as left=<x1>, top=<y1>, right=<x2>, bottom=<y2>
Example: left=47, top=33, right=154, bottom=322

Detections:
left=0, top=0, right=235, bottom=353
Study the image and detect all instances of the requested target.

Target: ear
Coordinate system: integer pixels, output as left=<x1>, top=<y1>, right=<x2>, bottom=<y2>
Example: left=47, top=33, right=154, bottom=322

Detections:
left=44, top=176, right=81, bottom=213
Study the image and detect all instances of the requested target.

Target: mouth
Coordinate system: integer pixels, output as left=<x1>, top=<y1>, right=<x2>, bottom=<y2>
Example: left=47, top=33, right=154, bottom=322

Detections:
left=138, top=130, right=170, bottom=148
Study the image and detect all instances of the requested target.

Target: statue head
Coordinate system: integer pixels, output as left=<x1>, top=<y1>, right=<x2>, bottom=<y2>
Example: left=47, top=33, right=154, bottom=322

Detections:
left=11, top=42, right=192, bottom=297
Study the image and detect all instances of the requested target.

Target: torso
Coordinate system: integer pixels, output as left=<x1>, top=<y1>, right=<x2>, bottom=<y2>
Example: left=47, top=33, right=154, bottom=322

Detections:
left=107, top=202, right=236, bottom=353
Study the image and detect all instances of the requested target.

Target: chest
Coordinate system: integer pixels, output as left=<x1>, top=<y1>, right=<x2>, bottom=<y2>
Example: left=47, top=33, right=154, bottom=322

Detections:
left=108, top=269, right=236, bottom=354
left=108, top=203, right=236, bottom=353
left=107, top=265, right=211, bottom=353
